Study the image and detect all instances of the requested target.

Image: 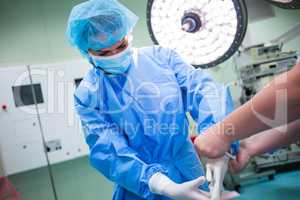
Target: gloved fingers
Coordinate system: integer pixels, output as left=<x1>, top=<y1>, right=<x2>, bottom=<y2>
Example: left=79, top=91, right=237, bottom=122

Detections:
left=199, top=190, right=210, bottom=197
left=215, top=157, right=229, bottom=185
left=220, top=165, right=228, bottom=184
left=211, top=162, right=228, bottom=200
left=220, top=191, right=240, bottom=200
left=191, top=190, right=210, bottom=200
left=206, top=164, right=213, bottom=183
left=188, top=176, right=206, bottom=189
left=212, top=165, right=223, bottom=190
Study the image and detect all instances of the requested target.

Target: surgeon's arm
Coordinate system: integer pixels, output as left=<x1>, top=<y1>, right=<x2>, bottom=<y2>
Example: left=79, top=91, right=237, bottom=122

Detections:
left=168, top=49, right=233, bottom=133
left=74, top=95, right=166, bottom=199
left=168, top=49, right=239, bottom=153
left=168, top=49, right=239, bottom=198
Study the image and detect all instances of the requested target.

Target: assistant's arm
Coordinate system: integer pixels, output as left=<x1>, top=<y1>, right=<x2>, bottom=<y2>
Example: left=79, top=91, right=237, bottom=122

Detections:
left=229, top=119, right=300, bottom=173
left=213, top=62, right=300, bottom=141
left=195, top=63, right=300, bottom=158
left=243, top=119, right=300, bottom=157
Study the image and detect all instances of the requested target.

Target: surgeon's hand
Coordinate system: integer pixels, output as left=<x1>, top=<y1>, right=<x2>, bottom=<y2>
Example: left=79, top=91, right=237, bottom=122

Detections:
left=149, top=173, right=210, bottom=200
left=206, top=156, right=240, bottom=200
left=229, top=142, right=252, bottom=173
left=194, top=133, right=231, bottom=159
left=206, top=156, right=229, bottom=200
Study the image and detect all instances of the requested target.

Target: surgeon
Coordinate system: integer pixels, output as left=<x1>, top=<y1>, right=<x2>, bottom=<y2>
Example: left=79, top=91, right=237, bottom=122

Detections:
left=66, top=0, right=239, bottom=199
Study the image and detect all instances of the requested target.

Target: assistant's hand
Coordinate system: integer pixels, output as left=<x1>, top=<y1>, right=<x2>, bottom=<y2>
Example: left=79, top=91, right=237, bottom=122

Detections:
left=229, top=142, right=252, bottom=173
left=149, top=173, right=210, bottom=200
left=194, top=133, right=231, bottom=159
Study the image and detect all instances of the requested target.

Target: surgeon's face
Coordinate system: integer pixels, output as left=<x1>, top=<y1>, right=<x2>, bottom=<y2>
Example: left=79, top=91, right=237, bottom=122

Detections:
left=89, top=36, right=129, bottom=57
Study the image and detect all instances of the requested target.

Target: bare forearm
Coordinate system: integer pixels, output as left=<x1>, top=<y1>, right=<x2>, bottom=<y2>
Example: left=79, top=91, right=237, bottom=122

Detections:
left=195, top=63, right=300, bottom=159
left=210, top=63, right=300, bottom=142
left=244, top=119, right=300, bottom=156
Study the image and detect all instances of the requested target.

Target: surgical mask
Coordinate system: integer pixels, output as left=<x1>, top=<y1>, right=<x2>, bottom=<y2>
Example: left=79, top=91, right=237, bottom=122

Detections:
left=90, top=44, right=133, bottom=75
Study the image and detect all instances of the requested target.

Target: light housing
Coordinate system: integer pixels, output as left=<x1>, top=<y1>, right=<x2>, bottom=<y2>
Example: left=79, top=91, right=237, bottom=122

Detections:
left=147, top=0, right=248, bottom=68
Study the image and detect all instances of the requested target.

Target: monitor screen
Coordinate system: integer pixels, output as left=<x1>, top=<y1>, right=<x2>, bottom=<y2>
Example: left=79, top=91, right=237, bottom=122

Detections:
left=12, top=84, right=44, bottom=107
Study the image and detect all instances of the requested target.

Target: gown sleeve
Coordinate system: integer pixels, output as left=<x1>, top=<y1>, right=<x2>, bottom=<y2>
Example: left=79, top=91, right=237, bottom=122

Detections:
left=167, top=49, right=239, bottom=154
left=74, top=82, right=166, bottom=199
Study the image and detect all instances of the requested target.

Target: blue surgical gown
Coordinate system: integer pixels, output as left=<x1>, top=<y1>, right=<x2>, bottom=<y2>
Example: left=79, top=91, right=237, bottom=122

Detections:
left=74, top=46, right=234, bottom=200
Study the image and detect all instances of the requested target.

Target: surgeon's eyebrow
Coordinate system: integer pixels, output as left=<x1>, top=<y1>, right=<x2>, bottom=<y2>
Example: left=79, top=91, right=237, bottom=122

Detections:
left=99, top=39, right=127, bottom=55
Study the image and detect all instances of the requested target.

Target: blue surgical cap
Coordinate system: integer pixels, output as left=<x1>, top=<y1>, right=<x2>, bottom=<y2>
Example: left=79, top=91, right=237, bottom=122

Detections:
left=66, top=0, right=139, bottom=58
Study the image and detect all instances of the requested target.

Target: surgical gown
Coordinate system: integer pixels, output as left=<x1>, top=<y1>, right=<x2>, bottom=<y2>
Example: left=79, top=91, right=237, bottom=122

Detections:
left=74, top=46, right=234, bottom=200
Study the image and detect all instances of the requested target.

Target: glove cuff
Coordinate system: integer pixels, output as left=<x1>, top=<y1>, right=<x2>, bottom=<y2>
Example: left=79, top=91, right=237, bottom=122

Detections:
left=148, top=172, right=175, bottom=196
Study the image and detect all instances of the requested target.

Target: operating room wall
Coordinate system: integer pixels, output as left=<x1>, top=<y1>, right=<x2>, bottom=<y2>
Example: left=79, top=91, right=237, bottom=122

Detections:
left=0, top=0, right=299, bottom=68
left=0, top=0, right=152, bottom=68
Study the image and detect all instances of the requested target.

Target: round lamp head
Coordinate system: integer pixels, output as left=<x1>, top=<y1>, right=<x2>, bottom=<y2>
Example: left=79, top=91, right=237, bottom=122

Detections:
left=147, top=0, right=248, bottom=68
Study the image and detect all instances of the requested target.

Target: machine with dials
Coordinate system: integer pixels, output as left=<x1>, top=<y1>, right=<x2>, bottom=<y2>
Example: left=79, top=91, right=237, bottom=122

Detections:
left=236, top=24, right=300, bottom=104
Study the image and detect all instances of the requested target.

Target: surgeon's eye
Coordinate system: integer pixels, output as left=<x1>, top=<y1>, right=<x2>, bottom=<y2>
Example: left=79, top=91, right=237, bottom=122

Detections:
left=97, top=51, right=110, bottom=56
left=92, top=39, right=128, bottom=57
left=117, top=41, right=128, bottom=50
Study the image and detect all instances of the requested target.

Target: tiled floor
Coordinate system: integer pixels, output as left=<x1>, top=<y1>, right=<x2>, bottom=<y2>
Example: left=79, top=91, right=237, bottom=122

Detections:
left=7, top=156, right=300, bottom=200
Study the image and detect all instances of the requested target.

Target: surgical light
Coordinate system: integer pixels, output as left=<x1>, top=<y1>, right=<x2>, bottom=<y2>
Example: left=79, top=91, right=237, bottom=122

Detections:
left=147, top=0, right=248, bottom=68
